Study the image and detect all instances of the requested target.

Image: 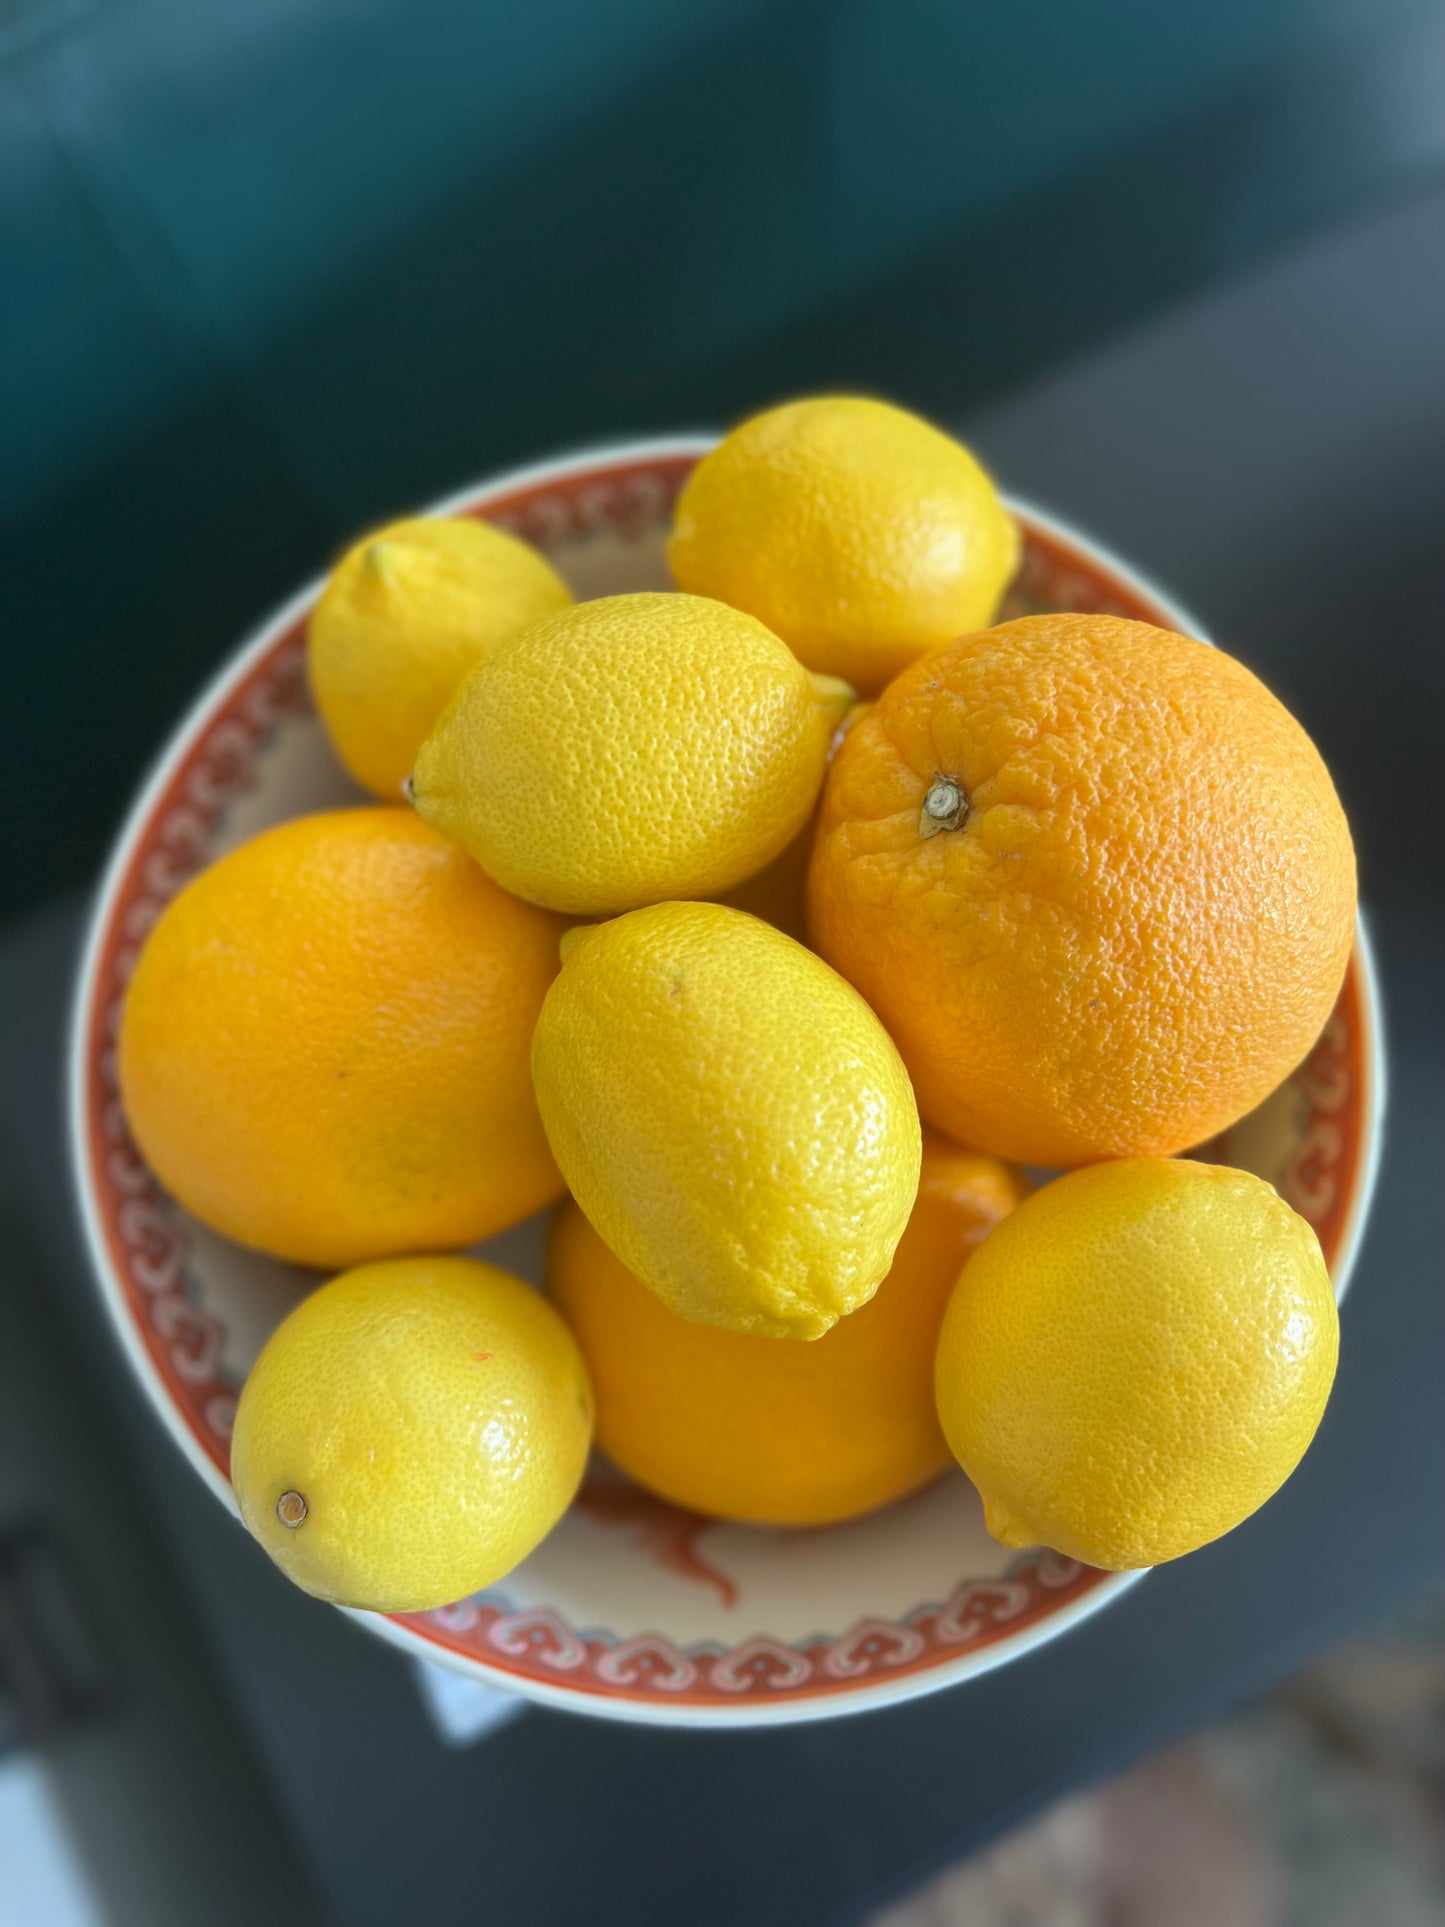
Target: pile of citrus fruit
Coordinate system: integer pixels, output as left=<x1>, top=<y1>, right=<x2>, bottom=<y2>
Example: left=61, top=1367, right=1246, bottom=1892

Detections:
left=119, top=396, right=1355, bottom=1614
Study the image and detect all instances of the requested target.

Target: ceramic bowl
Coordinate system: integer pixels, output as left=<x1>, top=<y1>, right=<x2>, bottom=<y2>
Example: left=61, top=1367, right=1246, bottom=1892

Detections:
left=69, top=436, right=1384, bottom=1727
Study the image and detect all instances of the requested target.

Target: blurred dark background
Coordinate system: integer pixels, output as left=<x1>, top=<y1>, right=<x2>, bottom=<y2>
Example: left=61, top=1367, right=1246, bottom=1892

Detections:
left=6, top=0, right=1445, bottom=923
left=4, top=3, right=1445, bottom=1923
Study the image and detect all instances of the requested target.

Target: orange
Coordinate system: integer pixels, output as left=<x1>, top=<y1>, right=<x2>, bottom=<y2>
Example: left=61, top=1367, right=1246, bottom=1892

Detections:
left=809, top=614, right=1356, bottom=1167
left=119, top=809, right=567, bottom=1268
left=546, top=1131, right=1027, bottom=1524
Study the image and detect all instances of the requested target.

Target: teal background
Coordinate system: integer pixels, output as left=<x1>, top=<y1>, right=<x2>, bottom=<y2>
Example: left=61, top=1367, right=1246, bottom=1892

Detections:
left=5, top=0, right=1445, bottom=918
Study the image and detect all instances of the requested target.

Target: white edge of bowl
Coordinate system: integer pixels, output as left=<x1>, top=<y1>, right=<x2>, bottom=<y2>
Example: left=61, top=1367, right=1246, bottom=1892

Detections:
left=64, top=433, right=1385, bottom=1726
left=1325, top=907, right=1386, bottom=1307
left=341, top=1565, right=1150, bottom=1729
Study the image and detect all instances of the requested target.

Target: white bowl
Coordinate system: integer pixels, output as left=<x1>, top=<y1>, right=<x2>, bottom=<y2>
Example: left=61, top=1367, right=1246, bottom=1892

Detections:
left=69, top=436, right=1384, bottom=1727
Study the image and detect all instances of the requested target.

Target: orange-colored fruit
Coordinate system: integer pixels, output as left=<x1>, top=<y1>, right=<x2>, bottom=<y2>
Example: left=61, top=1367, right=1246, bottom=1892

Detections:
left=546, top=1132, right=1027, bottom=1524
left=119, top=809, right=567, bottom=1267
left=809, top=614, right=1356, bottom=1167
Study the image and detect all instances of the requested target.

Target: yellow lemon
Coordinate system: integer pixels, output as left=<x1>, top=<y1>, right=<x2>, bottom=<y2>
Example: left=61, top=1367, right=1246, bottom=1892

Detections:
left=309, top=515, right=571, bottom=799
left=232, top=1257, right=593, bottom=1612
left=531, top=901, right=921, bottom=1340
left=934, top=1160, right=1339, bottom=1569
left=409, top=592, right=851, bottom=916
left=668, top=396, right=1019, bottom=694
left=118, top=809, right=567, bottom=1269
left=547, top=1135, right=1026, bottom=1524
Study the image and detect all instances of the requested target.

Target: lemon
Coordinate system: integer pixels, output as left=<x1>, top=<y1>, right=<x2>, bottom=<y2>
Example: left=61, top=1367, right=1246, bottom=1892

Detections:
left=231, top=1257, right=593, bottom=1613
left=531, top=901, right=921, bottom=1339
left=309, top=516, right=571, bottom=798
left=409, top=592, right=852, bottom=916
left=934, top=1160, right=1339, bottom=1569
left=547, top=1136, right=1025, bottom=1523
left=668, top=396, right=1020, bottom=694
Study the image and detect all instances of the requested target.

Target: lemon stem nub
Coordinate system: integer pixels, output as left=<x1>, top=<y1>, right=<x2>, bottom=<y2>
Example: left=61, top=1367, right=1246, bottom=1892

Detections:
left=919, top=775, right=969, bottom=839
left=400, top=774, right=416, bottom=805
left=276, top=1490, right=309, bottom=1530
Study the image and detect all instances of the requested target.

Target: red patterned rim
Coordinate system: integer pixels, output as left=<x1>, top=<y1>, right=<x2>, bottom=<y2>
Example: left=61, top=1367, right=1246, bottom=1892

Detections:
left=392, top=1542, right=1097, bottom=1707
left=68, top=439, right=1383, bottom=1725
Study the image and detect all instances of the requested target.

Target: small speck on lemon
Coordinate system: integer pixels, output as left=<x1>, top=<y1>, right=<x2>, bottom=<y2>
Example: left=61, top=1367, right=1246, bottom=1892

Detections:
left=231, top=1256, right=593, bottom=1613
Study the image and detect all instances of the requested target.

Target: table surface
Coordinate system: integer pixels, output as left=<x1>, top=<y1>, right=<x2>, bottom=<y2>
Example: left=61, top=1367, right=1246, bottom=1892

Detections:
left=3, top=183, right=1443, bottom=1927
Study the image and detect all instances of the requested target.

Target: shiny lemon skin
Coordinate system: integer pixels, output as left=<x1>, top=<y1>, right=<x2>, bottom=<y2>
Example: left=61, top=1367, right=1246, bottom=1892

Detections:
left=531, top=901, right=921, bottom=1339
left=231, top=1257, right=593, bottom=1613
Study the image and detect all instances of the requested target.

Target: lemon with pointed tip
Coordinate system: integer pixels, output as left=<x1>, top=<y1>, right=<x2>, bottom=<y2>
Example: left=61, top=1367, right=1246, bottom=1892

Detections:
left=934, top=1159, right=1339, bottom=1570
left=231, top=1257, right=593, bottom=1613
left=309, top=515, right=571, bottom=799
left=668, top=396, right=1020, bottom=694
left=532, top=900, right=921, bottom=1339
left=410, top=592, right=852, bottom=916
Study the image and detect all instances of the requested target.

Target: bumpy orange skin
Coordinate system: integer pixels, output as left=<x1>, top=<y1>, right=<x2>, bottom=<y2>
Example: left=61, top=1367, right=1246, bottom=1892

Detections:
left=119, top=809, right=567, bottom=1267
left=809, top=615, right=1356, bottom=1167
left=547, top=1133, right=1027, bottom=1525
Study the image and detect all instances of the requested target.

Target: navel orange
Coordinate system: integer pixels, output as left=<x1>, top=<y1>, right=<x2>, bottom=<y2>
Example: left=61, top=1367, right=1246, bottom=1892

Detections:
left=809, top=614, right=1356, bottom=1166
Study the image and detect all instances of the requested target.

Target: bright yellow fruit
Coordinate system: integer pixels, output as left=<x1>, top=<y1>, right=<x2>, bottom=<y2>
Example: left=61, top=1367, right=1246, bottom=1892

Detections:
left=309, top=515, right=571, bottom=799
left=668, top=396, right=1020, bottom=695
left=231, top=1258, right=593, bottom=1612
left=532, top=901, right=921, bottom=1339
left=409, top=592, right=852, bottom=916
left=119, top=809, right=567, bottom=1269
left=935, top=1160, right=1339, bottom=1570
left=547, top=1135, right=1026, bottom=1524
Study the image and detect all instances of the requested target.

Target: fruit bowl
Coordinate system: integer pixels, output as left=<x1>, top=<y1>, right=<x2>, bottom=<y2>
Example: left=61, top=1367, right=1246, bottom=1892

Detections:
left=69, top=436, right=1384, bottom=1727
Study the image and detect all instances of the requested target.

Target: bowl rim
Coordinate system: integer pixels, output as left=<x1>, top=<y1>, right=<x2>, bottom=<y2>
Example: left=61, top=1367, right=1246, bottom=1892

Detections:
left=66, top=432, right=1385, bottom=1727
